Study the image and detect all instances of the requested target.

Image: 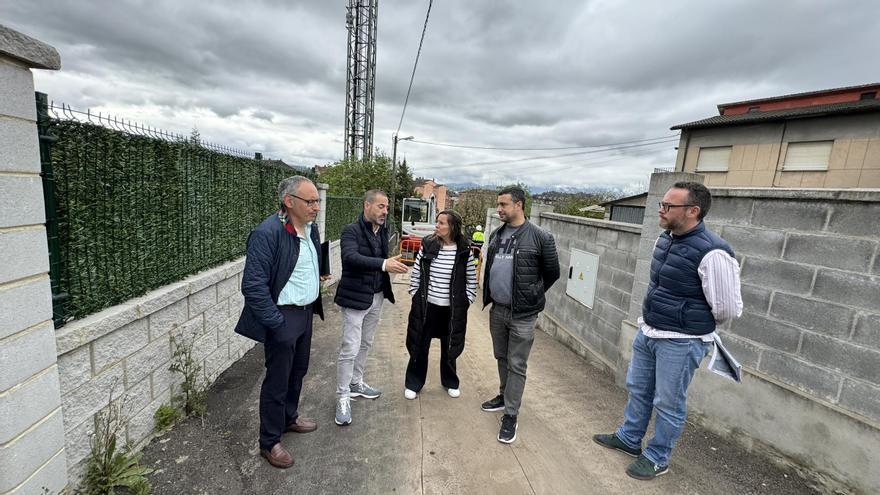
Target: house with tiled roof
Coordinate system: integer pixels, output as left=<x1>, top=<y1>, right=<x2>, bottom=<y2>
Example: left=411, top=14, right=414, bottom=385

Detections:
left=671, top=83, right=880, bottom=188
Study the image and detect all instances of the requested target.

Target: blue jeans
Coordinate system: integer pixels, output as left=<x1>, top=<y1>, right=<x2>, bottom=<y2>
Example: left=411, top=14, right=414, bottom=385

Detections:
left=616, top=331, right=710, bottom=466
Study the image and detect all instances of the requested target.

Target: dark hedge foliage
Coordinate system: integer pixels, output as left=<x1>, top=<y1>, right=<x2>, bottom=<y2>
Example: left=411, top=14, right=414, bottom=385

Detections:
left=49, top=119, right=293, bottom=321
left=324, top=196, right=363, bottom=242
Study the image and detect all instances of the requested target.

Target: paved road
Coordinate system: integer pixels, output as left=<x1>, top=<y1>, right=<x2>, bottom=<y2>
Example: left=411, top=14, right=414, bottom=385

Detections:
left=141, top=276, right=818, bottom=494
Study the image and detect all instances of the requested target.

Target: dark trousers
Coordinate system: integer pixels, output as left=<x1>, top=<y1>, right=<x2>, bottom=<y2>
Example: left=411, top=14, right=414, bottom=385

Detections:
left=259, top=307, right=313, bottom=450
left=405, top=303, right=460, bottom=391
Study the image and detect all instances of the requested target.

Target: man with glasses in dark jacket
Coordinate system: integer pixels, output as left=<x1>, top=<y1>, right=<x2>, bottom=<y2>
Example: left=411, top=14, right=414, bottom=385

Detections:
left=481, top=186, right=560, bottom=443
left=234, top=176, right=330, bottom=469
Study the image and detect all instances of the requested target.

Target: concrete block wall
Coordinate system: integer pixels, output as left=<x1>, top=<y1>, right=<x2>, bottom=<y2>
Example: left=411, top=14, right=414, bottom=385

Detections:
left=0, top=25, right=68, bottom=495
left=702, top=187, right=880, bottom=424
left=491, top=175, right=880, bottom=492
left=536, top=213, right=642, bottom=372
left=54, top=259, right=254, bottom=480
left=687, top=186, right=880, bottom=494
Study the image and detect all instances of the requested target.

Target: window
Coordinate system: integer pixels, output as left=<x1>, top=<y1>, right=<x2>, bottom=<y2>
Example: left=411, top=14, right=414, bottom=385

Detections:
left=860, top=91, right=877, bottom=100
left=782, top=141, right=833, bottom=171
left=696, top=146, right=732, bottom=172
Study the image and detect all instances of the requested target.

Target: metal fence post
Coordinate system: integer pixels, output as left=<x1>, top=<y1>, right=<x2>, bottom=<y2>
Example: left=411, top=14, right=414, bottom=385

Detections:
left=36, top=92, right=68, bottom=327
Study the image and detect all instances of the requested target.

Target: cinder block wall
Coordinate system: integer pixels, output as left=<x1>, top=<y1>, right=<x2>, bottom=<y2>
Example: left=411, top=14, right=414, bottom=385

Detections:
left=514, top=174, right=880, bottom=493
left=55, top=260, right=254, bottom=480
left=537, top=214, right=642, bottom=373
left=0, top=26, right=68, bottom=494
left=689, top=187, right=880, bottom=494
left=702, top=187, right=880, bottom=421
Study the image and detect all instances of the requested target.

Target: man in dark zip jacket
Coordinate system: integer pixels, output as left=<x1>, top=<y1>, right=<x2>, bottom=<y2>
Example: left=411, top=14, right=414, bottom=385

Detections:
left=332, top=190, right=409, bottom=426
left=481, top=186, right=560, bottom=444
left=234, top=176, right=330, bottom=469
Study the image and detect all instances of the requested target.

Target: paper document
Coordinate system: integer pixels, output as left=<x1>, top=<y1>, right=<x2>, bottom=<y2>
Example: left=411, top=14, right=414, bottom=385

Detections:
left=708, top=334, right=743, bottom=383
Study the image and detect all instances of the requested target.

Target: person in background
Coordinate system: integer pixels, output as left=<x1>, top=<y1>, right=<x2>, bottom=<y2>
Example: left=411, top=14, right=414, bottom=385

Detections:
left=404, top=210, right=478, bottom=400
left=471, top=224, right=485, bottom=244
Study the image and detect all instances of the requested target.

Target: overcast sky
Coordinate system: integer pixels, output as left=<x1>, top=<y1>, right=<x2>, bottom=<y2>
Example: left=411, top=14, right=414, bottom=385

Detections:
left=4, top=1, right=878, bottom=191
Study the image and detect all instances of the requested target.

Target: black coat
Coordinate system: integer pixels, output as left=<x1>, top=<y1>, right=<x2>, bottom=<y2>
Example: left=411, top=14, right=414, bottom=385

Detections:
left=406, top=235, right=472, bottom=360
left=234, top=213, right=325, bottom=343
left=482, top=219, right=560, bottom=319
left=333, top=213, right=395, bottom=310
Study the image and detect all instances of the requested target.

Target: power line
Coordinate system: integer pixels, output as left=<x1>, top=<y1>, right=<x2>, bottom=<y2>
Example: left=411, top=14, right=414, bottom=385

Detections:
left=419, top=137, right=679, bottom=170
left=395, top=0, right=434, bottom=135
left=408, top=133, right=680, bottom=151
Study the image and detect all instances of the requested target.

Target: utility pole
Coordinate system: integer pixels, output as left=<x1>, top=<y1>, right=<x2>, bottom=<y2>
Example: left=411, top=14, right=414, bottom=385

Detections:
left=343, top=0, right=378, bottom=162
left=390, top=133, right=413, bottom=231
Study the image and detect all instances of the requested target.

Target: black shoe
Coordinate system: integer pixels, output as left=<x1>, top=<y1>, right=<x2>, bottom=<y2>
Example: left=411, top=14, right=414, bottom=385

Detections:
left=497, top=414, right=517, bottom=444
left=626, top=454, right=669, bottom=480
left=481, top=394, right=504, bottom=412
left=592, top=432, right=642, bottom=457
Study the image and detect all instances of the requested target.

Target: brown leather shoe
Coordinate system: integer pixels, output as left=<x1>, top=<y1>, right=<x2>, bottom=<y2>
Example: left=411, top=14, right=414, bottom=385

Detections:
left=286, top=416, right=317, bottom=434
left=260, top=443, right=294, bottom=469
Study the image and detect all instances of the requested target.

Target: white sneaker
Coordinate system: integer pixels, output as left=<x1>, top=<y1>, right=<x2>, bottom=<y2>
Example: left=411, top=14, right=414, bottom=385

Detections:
left=404, top=388, right=417, bottom=400
left=335, top=396, right=352, bottom=426
left=447, top=388, right=461, bottom=398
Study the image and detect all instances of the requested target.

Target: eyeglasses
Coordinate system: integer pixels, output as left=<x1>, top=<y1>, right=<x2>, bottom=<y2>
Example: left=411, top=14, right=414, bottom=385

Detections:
left=658, top=202, right=695, bottom=212
left=289, top=194, right=321, bottom=207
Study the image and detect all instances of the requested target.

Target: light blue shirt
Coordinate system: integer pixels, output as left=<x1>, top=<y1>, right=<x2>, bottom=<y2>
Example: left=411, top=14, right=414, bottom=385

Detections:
left=278, top=222, right=320, bottom=306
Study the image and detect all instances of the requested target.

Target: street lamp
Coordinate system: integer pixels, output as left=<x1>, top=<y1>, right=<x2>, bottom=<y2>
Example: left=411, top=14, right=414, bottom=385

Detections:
left=390, top=134, right=414, bottom=232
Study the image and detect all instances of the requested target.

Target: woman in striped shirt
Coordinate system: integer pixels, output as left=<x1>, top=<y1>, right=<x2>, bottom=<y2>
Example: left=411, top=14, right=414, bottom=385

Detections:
left=404, top=210, right=478, bottom=399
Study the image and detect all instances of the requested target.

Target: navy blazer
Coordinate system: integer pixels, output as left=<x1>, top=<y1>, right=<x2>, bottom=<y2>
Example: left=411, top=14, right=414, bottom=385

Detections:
left=234, top=213, right=326, bottom=343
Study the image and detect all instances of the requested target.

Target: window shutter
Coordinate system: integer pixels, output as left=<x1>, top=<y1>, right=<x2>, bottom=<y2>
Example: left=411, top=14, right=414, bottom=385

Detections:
left=696, top=146, right=732, bottom=172
left=783, top=141, right=832, bottom=171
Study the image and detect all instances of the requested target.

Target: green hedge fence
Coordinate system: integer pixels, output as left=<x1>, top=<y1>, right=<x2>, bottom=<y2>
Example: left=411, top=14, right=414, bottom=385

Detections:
left=48, top=119, right=293, bottom=322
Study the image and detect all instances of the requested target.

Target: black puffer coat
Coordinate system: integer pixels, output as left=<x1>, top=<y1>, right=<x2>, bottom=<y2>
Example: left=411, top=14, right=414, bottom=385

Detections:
left=333, top=214, right=395, bottom=310
left=405, top=235, right=472, bottom=360
left=482, top=219, right=560, bottom=318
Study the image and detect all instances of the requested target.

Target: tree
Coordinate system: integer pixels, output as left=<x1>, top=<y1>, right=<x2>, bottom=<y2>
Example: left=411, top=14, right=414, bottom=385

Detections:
left=552, top=191, right=618, bottom=219
left=454, top=188, right=497, bottom=234
left=319, top=152, right=415, bottom=227
left=189, top=127, right=201, bottom=146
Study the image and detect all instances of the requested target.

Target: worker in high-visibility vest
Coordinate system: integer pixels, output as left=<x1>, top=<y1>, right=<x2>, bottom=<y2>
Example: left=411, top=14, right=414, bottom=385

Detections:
left=471, top=225, right=485, bottom=243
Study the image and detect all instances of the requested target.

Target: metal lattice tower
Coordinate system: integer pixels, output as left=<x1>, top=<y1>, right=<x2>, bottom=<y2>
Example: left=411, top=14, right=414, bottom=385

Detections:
left=344, top=0, right=378, bottom=162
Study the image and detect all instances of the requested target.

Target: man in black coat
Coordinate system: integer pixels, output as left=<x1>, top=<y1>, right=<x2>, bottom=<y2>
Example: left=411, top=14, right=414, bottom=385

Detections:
left=234, top=176, right=330, bottom=469
left=481, top=186, right=560, bottom=444
left=333, top=189, right=408, bottom=426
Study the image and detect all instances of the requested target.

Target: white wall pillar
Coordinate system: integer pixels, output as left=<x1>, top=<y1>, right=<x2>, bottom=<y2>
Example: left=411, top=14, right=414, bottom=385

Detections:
left=317, top=182, right=328, bottom=240
left=0, top=24, right=68, bottom=494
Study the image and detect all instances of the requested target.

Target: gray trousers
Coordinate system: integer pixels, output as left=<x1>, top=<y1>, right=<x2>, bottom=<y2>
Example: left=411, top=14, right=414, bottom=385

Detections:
left=489, top=304, right=538, bottom=416
left=336, top=292, right=384, bottom=397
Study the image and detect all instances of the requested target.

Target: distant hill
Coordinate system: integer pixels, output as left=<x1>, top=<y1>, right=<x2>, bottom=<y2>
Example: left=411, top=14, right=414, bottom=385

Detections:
left=445, top=182, right=629, bottom=196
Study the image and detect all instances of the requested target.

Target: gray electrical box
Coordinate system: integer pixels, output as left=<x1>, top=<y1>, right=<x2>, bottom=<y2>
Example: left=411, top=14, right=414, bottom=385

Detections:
left=566, top=248, right=599, bottom=309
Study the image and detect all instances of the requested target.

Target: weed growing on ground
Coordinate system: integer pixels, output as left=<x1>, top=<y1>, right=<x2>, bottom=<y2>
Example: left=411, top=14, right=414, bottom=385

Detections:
left=78, top=387, right=152, bottom=494
left=169, top=334, right=208, bottom=423
left=153, top=404, right=183, bottom=432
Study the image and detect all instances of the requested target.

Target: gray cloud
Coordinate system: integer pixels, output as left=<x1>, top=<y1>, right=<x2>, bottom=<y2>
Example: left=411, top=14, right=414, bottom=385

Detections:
left=4, top=0, right=878, bottom=189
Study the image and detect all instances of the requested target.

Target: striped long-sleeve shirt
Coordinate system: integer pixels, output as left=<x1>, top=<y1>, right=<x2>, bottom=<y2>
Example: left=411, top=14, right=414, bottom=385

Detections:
left=408, top=244, right=478, bottom=305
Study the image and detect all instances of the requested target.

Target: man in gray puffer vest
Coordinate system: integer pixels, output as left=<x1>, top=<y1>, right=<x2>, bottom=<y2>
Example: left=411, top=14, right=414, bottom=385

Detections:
left=481, top=186, right=560, bottom=444
left=594, top=181, right=742, bottom=481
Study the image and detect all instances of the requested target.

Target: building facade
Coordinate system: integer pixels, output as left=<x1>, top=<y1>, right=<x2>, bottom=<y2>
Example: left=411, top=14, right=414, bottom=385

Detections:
left=672, top=83, right=880, bottom=188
